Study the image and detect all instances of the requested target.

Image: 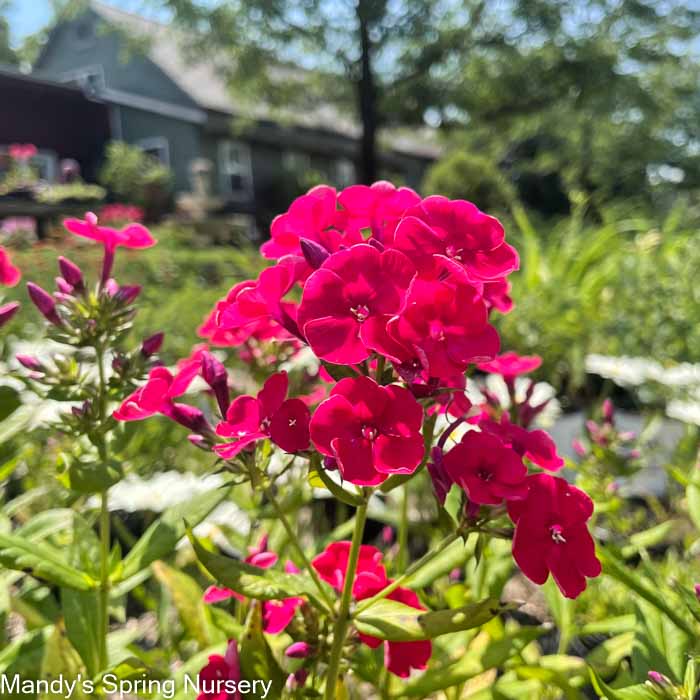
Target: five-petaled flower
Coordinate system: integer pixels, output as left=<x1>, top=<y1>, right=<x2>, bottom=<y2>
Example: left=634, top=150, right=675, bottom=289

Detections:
left=64, top=212, right=156, bottom=284
left=508, top=473, right=601, bottom=599
left=442, top=430, right=528, bottom=505
left=384, top=276, right=500, bottom=379
left=310, top=375, right=424, bottom=486
left=297, top=244, right=415, bottom=364
left=215, top=371, right=310, bottom=459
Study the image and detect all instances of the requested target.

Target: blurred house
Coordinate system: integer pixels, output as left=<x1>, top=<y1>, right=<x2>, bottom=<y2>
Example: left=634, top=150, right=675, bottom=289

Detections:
left=31, top=1, right=438, bottom=228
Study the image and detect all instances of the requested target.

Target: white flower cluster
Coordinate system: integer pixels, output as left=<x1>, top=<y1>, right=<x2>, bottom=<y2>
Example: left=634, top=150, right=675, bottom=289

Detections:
left=585, top=353, right=700, bottom=426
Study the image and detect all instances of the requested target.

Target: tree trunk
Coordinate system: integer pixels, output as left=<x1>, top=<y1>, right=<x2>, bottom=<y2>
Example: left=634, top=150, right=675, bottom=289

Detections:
left=357, top=0, right=378, bottom=184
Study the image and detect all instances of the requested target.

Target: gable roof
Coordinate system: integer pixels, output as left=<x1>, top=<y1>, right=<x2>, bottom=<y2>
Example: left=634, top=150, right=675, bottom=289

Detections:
left=90, top=1, right=441, bottom=160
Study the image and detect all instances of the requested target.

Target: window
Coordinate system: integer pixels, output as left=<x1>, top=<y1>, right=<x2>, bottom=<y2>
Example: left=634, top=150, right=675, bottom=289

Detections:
left=61, top=65, right=105, bottom=97
left=218, top=140, right=253, bottom=199
left=137, top=137, right=170, bottom=167
left=283, top=150, right=311, bottom=175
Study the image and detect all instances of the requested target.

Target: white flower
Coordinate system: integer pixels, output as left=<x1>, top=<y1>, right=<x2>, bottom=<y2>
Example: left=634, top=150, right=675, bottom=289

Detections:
left=585, top=354, right=662, bottom=387
left=666, top=400, right=700, bottom=426
left=90, top=471, right=226, bottom=512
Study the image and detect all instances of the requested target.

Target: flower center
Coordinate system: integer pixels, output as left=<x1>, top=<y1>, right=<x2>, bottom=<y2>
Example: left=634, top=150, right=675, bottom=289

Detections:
left=428, top=320, right=445, bottom=341
left=288, top=417, right=297, bottom=427
left=477, top=468, right=493, bottom=482
left=550, top=524, right=566, bottom=544
left=350, top=304, right=370, bottom=322
left=260, top=416, right=271, bottom=433
left=446, top=244, right=464, bottom=261
left=362, top=425, right=378, bottom=441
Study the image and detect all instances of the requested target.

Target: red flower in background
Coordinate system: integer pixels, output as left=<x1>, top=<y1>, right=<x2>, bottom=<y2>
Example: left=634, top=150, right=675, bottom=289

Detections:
left=508, top=473, right=601, bottom=599
left=0, top=246, right=21, bottom=287
left=310, top=376, right=424, bottom=486
left=297, top=244, right=415, bottom=364
left=478, top=351, right=542, bottom=378
left=215, top=371, right=310, bottom=459
left=385, top=276, right=499, bottom=379
left=197, top=639, right=242, bottom=700
left=8, top=143, right=37, bottom=161
left=311, top=541, right=431, bottom=678
left=393, top=196, right=519, bottom=282
left=442, top=430, right=528, bottom=505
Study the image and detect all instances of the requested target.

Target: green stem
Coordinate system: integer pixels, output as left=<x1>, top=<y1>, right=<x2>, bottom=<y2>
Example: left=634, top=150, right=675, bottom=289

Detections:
left=267, top=488, right=334, bottom=610
left=95, top=345, right=110, bottom=670
left=354, top=531, right=460, bottom=615
left=324, top=502, right=368, bottom=700
left=98, top=490, right=110, bottom=669
left=398, top=485, right=408, bottom=571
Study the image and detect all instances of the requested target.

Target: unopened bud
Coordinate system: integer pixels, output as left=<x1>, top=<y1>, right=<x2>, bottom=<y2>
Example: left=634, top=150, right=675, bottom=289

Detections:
left=141, top=332, right=164, bottom=358
left=299, top=238, right=330, bottom=269
left=27, top=282, right=61, bottom=325
left=16, top=354, right=43, bottom=372
left=602, top=398, right=614, bottom=423
left=0, top=301, right=20, bottom=327
left=55, top=277, right=73, bottom=295
left=58, top=256, right=84, bottom=291
left=694, top=583, right=700, bottom=601
left=201, top=351, right=229, bottom=414
left=286, top=669, right=308, bottom=690
left=285, top=642, right=312, bottom=659
left=115, top=285, right=141, bottom=304
left=382, top=525, right=394, bottom=545
left=169, top=403, right=212, bottom=434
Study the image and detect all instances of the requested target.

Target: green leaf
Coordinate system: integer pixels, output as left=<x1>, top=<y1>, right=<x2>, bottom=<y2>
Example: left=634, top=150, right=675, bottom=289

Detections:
left=39, top=624, right=88, bottom=700
left=586, top=632, right=635, bottom=678
left=68, top=458, right=124, bottom=495
left=308, top=461, right=365, bottom=506
left=119, top=486, right=231, bottom=581
left=0, top=386, right=21, bottom=422
left=320, top=362, right=358, bottom=382
left=687, top=483, right=700, bottom=532
left=61, top=588, right=100, bottom=678
left=0, top=532, right=96, bottom=590
left=355, top=596, right=510, bottom=642
left=588, top=667, right=657, bottom=700
left=398, top=627, right=541, bottom=698
left=621, top=520, right=678, bottom=557
left=598, top=547, right=694, bottom=636
left=239, top=602, right=285, bottom=698
left=152, top=560, right=223, bottom=648
left=407, top=537, right=474, bottom=590
left=0, top=405, right=33, bottom=443
left=188, top=527, right=334, bottom=612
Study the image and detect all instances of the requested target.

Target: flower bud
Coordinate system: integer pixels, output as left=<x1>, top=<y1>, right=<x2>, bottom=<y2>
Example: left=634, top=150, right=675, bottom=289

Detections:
left=16, top=354, right=43, bottom=372
left=382, top=525, right=394, bottom=545
left=114, top=284, right=141, bottom=304
left=299, top=237, right=329, bottom=269
left=0, top=301, right=20, bottom=327
left=169, top=403, right=212, bottom=434
left=427, top=446, right=452, bottom=505
left=285, top=642, right=312, bottom=659
left=572, top=439, right=587, bottom=457
left=141, top=332, right=164, bottom=358
left=55, top=277, right=73, bottom=295
left=201, top=351, right=230, bottom=415
left=58, top=256, right=84, bottom=291
left=286, top=669, right=308, bottom=690
left=27, top=282, right=62, bottom=325
left=694, top=583, right=700, bottom=601
left=602, top=398, right=614, bottom=423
